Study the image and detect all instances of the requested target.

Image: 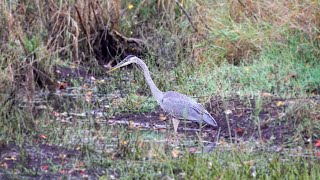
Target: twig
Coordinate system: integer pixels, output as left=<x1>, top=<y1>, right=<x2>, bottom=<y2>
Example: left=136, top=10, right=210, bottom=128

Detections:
left=112, top=30, right=145, bottom=45
left=74, top=6, right=88, bottom=36
left=174, top=0, right=198, bottom=32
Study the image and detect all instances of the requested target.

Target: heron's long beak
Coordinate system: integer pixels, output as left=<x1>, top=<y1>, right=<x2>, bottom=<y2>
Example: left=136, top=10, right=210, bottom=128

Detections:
left=107, top=61, right=131, bottom=73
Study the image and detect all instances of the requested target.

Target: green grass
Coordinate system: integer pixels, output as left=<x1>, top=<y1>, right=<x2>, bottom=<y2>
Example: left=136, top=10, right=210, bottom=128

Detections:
left=118, top=34, right=319, bottom=106
left=19, top=113, right=319, bottom=179
left=192, top=41, right=319, bottom=98
left=106, top=150, right=320, bottom=179
left=1, top=0, right=320, bottom=179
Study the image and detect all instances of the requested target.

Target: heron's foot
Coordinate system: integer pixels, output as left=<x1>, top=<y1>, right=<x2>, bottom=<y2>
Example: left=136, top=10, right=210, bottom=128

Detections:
left=172, top=118, right=180, bottom=133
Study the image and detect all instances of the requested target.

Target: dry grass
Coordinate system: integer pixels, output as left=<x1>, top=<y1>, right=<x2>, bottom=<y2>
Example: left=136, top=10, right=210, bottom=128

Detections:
left=184, top=0, right=320, bottom=65
left=0, top=0, right=125, bottom=92
left=0, top=0, right=319, bottom=136
left=0, top=0, right=122, bottom=134
left=0, top=1, right=319, bottom=178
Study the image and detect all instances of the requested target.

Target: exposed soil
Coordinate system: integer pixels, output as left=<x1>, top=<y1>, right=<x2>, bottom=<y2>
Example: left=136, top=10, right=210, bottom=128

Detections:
left=0, top=143, right=105, bottom=179
left=1, top=95, right=319, bottom=179
left=114, top=96, right=320, bottom=145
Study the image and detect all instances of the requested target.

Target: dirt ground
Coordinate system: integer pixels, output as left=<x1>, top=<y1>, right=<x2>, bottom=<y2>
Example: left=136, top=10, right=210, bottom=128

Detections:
left=115, top=96, right=320, bottom=144
left=1, top=95, right=319, bottom=179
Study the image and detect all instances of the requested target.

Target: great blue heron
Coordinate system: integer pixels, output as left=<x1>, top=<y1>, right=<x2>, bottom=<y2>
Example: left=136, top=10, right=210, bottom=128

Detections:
left=108, top=55, right=218, bottom=129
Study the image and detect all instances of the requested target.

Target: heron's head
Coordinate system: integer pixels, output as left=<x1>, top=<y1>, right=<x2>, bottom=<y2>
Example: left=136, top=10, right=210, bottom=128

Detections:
left=107, top=55, right=139, bottom=73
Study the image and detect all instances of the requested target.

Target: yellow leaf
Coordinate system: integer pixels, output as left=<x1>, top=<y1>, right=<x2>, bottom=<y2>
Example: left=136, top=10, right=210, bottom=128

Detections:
left=121, top=140, right=127, bottom=145
left=128, top=4, right=134, bottom=10
left=276, top=101, right=285, bottom=107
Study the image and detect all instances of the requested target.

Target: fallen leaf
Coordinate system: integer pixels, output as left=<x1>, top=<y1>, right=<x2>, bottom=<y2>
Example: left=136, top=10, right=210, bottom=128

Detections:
left=315, top=140, right=320, bottom=147
left=76, top=162, right=85, bottom=168
left=51, top=111, right=60, bottom=117
left=261, top=92, right=273, bottom=98
left=96, top=79, right=105, bottom=84
left=85, top=95, right=91, bottom=102
left=120, top=140, right=127, bottom=146
left=82, top=83, right=90, bottom=89
left=128, top=120, right=135, bottom=129
left=42, top=164, right=48, bottom=171
left=56, top=81, right=68, bottom=90
left=39, top=134, right=47, bottom=139
left=235, top=127, right=245, bottom=134
left=86, top=91, right=93, bottom=96
left=79, top=169, right=85, bottom=175
left=159, top=114, right=167, bottom=121
left=171, top=149, right=181, bottom=158
left=188, top=147, right=198, bottom=153
left=128, top=4, right=134, bottom=9
left=4, top=155, right=17, bottom=161
left=276, top=101, right=285, bottom=107
left=59, top=169, right=67, bottom=174
left=0, top=162, right=8, bottom=169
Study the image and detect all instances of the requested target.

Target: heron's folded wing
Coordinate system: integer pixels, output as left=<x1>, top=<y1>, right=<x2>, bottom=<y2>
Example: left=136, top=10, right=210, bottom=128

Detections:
left=161, top=91, right=209, bottom=120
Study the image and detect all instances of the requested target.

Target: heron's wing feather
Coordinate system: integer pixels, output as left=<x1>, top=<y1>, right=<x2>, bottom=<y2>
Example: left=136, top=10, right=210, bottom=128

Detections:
left=161, top=91, right=217, bottom=126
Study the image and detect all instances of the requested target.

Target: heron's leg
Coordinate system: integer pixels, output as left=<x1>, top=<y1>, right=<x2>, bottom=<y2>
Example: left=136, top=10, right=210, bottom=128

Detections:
left=172, top=118, right=180, bottom=133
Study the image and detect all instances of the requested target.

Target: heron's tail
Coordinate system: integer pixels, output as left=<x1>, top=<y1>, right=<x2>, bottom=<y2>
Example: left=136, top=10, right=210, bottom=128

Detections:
left=203, top=113, right=218, bottom=127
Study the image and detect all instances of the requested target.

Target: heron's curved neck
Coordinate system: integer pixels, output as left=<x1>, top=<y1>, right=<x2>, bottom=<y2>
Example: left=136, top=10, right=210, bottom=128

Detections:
left=135, top=59, right=163, bottom=103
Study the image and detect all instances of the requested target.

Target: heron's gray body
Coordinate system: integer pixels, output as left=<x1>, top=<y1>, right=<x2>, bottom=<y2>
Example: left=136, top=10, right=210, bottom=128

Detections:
left=109, top=55, right=218, bottom=127
left=161, top=91, right=217, bottom=126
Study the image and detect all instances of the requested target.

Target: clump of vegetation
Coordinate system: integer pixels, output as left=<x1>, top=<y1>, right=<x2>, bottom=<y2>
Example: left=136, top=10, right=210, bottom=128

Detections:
left=0, top=0, right=319, bottom=179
